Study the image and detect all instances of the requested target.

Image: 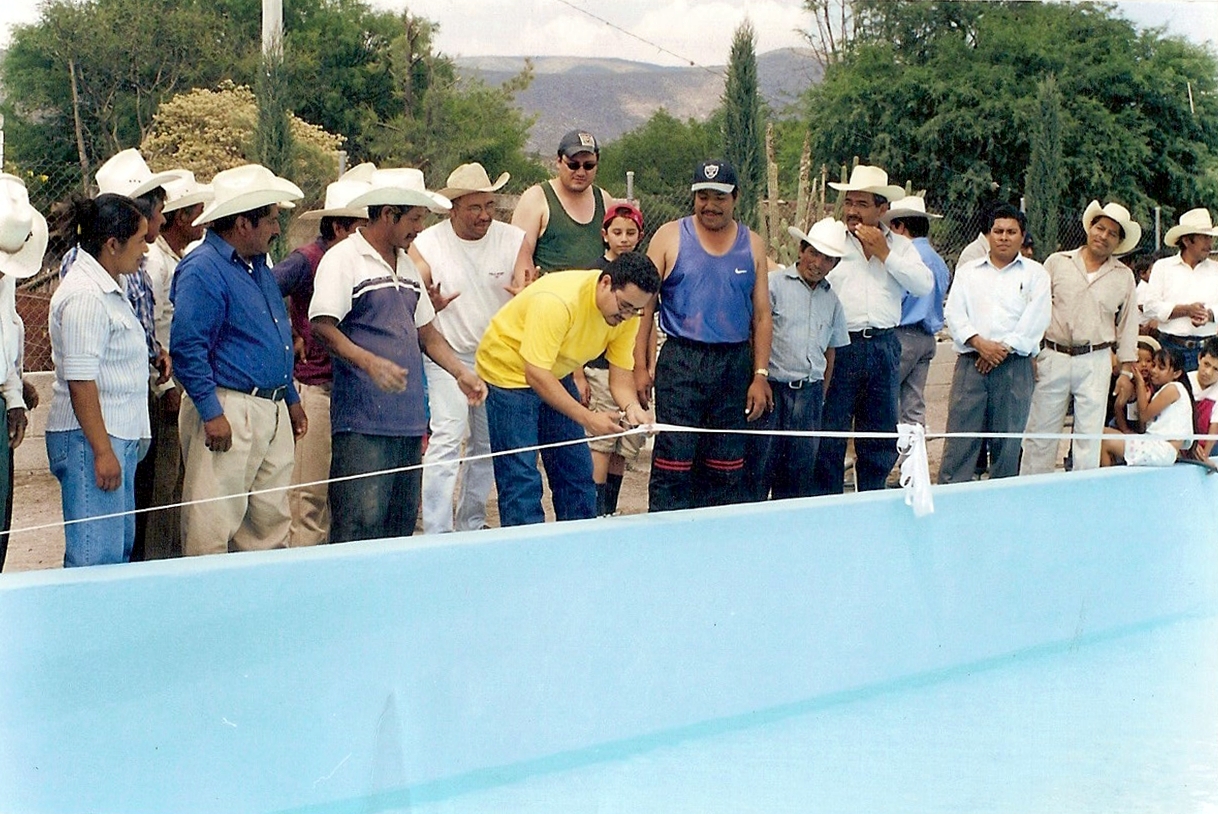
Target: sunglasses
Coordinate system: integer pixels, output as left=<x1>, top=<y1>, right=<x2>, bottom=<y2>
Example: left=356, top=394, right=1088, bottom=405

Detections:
left=564, top=160, right=598, bottom=172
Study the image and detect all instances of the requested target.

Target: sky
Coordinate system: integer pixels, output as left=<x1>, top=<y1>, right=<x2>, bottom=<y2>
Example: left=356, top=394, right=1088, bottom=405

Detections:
left=0, top=0, right=1217, bottom=67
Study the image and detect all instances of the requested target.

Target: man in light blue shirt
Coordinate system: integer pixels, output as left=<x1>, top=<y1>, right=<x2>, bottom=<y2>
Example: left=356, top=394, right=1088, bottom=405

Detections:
left=746, top=218, right=850, bottom=501
left=939, top=204, right=1051, bottom=484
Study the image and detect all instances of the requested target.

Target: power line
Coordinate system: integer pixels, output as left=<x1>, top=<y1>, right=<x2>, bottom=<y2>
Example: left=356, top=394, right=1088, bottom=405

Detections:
left=551, top=0, right=725, bottom=76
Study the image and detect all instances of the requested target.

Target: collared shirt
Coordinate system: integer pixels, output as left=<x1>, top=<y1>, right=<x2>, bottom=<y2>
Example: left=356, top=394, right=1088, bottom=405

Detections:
left=144, top=234, right=184, bottom=353
left=945, top=253, right=1052, bottom=356
left=310, top=230, right=435, bottom=436
left=170, top=229, right=298, bottom=423
left=47, top=248, right=151, bottom=440
left=62, top=244, right=161, bottom=360
left=899, top=237, right=950, bottom=335
left=768, top=269, right=849, bottom=383
left=0, top=276, right=24, bottom=409
left=824, top=226, right=933, bottom=332
left=272, top=237, right=332, bottom=386
left=476, top=269, right=639, bottom=389
left=1141, top=253, right=1218, bottom=337
left=1041, top=248, right=1139, bottom=362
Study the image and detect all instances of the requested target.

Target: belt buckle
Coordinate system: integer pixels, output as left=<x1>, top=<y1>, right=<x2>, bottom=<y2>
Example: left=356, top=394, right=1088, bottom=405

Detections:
left=860, top=327, right=874, bottom=340
left=787, top=379, right=804, bottom=390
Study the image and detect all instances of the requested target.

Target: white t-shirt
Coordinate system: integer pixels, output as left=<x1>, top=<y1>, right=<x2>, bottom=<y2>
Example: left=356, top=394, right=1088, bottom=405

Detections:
left=411, top=219, right=524, bottom=354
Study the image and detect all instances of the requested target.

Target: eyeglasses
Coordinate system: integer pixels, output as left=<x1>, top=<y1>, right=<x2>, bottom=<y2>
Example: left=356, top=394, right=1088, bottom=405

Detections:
left=614, top=292, right=646, bottom=316
left=564, top=160, right=598, bottom=172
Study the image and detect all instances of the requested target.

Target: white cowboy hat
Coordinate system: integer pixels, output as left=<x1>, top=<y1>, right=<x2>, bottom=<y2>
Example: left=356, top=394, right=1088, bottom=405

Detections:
left=95, top=149, right=187, bottom=200
left=1163, top=207, right=1218, bottom=248
left=298, top=163, right=377, bottom=222
left=161, top=171, right=214, bottom=214
left=828, top=165, right=906, bottom=204
left=192, top=164, right=304, bottom=227
left=1082, top=200, right=1142, bottom=255
left=436, top=162, right=510, bottom=201
left=0, top=175, right=48, bottom=280
left=880, top=195, right=943, bottom=224
left=788, top=217, right=849, bottom=258
left=345, top=168, right=451, bottom=214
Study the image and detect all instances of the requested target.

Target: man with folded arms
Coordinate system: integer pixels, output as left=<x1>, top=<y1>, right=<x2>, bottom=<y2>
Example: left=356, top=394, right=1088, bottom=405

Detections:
left=1141, top=208, right=1218, bottom=372
left=171, top=164, right=308, bottom=556
left=1021, top=201, right=1141, bottom=475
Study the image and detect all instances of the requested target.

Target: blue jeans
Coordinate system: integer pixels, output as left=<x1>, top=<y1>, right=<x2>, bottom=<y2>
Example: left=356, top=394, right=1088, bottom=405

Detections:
left=813, top=331, right=901, bottom=494
left=328, top=432, right=423, bottom=544
left=745, top=380, right=825, bottom=501
left=485, top=378, right=595, bottom=527
left=47, top=429, right=143, bottom=567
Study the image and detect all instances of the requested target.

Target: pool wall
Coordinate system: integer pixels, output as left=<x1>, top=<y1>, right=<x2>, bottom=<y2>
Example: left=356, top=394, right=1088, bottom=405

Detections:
left=1, top=466, right=1215, bottom=813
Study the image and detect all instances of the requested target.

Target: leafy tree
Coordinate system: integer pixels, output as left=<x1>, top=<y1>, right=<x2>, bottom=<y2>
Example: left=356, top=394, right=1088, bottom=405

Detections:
left=1024, top=75, right=1064, bottom=257
left=802, top=1, right=1218, bottom=255
left=722, top=20, right=764, bottom=230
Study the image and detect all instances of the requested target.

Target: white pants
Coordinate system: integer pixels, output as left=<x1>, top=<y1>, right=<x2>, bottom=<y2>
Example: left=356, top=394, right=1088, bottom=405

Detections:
left=421, top=354, right=494, bottom=534
left=1020, top=348, right=1112, bottom=475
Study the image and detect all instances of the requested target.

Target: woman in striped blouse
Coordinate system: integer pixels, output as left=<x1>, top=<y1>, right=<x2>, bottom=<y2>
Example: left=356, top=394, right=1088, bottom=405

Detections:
left=47, top=193, right=150, bottom=566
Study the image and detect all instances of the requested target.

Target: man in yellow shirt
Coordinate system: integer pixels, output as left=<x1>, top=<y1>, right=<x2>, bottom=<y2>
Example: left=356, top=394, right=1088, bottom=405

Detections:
left=476, top=253, right=659, bottom=526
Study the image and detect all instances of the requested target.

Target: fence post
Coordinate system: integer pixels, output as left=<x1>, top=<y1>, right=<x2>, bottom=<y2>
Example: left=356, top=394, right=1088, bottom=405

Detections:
left=1155, top=206, right=1161, bottom=250
left=626, top=170, right=634, bottom=203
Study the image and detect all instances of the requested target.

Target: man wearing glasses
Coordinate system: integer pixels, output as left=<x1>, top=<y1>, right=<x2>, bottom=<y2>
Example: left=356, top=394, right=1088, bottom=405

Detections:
left=512, top=130, right=615, bottom=274
left=475, top=253, right=660, bottom=526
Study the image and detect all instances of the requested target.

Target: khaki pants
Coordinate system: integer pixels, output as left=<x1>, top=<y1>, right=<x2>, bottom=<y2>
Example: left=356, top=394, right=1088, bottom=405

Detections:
left=287, top=381, right=331, bottom=545
left=179, top=389, right=294, bottom=556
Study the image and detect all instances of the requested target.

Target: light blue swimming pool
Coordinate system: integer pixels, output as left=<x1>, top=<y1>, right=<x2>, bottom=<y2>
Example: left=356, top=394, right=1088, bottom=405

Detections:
left=1, top=466, right=1215, bottom=813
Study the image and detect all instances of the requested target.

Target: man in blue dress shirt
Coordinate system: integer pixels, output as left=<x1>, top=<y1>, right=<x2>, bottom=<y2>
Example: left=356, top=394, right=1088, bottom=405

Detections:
left=170, top=164, right=307, bottom=556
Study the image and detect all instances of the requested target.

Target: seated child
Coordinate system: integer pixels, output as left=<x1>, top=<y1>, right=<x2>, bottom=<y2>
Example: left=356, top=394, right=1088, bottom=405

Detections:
left=745, top=218, right=850, bottom=501
left=1111, top=336, right=1159, bottom=433
left=1188, top=336, right=1218, bottom=458
left=1101, top=346, right=1201, bottom=468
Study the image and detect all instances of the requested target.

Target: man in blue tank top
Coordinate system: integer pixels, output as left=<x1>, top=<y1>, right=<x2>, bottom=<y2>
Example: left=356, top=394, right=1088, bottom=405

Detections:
left=637, top=160, right=773, bottom=512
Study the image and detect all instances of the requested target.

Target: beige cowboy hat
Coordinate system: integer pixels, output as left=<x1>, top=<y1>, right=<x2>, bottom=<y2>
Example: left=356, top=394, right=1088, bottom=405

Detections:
left=192, top=164, right=304, bottom=227
left=437, top=163, right=510, bottom=201
left=828, top=165, right=906, bottom=203
left=346, top=168, right=451, bottom=214
left=299, top=163, right=377, bottom=222
left=95, top=149, right=188, bottom=199
left=161, top=171, right=214, bottom=214
left=880, top=195, right=943, bottom=224
left=1163, top=207, right=1218, bottom=248
left=788, top=217, right=849, bottom=258
left=1082, top=200, right=1142, bottom=255
left=0, top=175, right=48, bottom=279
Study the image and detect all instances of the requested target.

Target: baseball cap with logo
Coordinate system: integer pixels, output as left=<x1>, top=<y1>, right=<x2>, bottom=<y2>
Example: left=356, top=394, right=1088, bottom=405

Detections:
left=557, top=130, right=599, bottom=158
left=691, top=160, right=738, bottom=194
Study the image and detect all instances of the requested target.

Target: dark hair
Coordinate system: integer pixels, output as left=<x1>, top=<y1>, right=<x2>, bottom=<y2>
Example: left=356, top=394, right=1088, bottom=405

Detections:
left=1155, top=346, right=1196, bottom=416
left=1201, top=336, right=1218, bottom=361
left=602, top=251, right=660, bottom=295
left=984, top=204, right=1027, bottom=235
left=889, top=216, right=929, bottom=238
left=320, top=216, right=363, bottom=242
left=131, top=187, right=167, bottom=220
left=211, top=204, right=275, bottom=234
left=52, top=192, right=144, bottom=258
left=367, top=204, right=423, bottom=223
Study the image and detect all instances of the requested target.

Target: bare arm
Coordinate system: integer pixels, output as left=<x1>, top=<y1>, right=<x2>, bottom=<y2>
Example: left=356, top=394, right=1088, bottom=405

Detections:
left=524, top=361, right=621, bottom=436
left=310, top=316, right=407, bottom=393
left=509, top=184, right=548, bottom=269
left=745, top=230, right=773, bottom=422
left=417, top=322, right=486, bottom=405
left=633, top=222, right=679, bottom=406
left=67, top=380, right=121, bottom=491
left=823, top=346, right=836, bottom=397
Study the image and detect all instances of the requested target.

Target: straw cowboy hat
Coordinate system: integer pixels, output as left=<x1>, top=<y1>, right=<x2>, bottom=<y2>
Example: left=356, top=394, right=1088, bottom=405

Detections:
left=880, top=195, right=943, bottom=224
left=828, top=165, right=906, bottom=203
left=95, top=149, right=187, bottom=199
left=0, top=174, right=48, bottom=280
left=161, top=171, right=213, bottom=215
left=437, top=163, right=510, bottom=201
left=299, top=163, right=377, bottom=222
left=1082, top=200, right=1142, bottom=255
left=192, top=164, right=304, bottom=227
left=345, top=168, right=451, bottom=214
left=1163, top=207, right=1218, bottom=248
left=788, top=217, right=850, bottom=258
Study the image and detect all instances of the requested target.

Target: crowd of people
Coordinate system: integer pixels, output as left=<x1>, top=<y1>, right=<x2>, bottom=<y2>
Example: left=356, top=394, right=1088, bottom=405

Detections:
left=1, top=128, right=1216, bottom=570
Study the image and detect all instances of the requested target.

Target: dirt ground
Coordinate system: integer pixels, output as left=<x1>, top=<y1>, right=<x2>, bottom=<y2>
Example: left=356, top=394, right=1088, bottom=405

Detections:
left=3, top=342, right=978, bottom=573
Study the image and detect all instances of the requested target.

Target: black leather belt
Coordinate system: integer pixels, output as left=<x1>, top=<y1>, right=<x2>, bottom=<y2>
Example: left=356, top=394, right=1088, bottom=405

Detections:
left=247, top=385, right=288, bottom=402
left=779, top=379, right=820, bottom=390
left=1041, top=339, right=1115, bottom=356
left=1160, top=334, right=1213, bottom=350
left=849, top=327, right=894, bottom=340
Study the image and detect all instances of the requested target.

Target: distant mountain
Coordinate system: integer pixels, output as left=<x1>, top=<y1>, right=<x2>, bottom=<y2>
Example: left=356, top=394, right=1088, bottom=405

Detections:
left=453, top=48, right=822, bottom=155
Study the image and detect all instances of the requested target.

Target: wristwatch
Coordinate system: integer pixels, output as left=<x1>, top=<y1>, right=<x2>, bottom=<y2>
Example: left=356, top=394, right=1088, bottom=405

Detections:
left=754, top=368, right=769, bottom=379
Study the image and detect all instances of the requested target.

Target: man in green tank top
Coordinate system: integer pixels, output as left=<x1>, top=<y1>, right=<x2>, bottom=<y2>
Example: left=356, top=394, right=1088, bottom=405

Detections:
left=511, top=130, right=615, bottom=275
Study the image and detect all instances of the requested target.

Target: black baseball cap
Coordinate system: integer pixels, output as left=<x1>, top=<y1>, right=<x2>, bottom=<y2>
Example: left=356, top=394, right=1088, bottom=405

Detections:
left=557, top=130, right=599, bottom=158
left=691, top=160, right=738, bottom=193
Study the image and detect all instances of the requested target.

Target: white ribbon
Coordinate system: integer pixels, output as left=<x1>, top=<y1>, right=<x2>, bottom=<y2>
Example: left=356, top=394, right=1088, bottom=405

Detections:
left=896, top=423, right=935, bottom=517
